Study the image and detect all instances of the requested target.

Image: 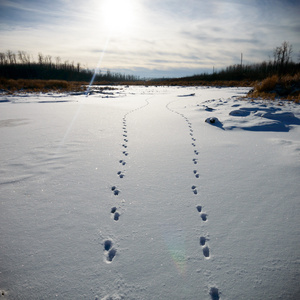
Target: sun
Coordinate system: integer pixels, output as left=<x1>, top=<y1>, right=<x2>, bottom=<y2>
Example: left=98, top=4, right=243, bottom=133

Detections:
left=101, top=0, right=137, bottom=35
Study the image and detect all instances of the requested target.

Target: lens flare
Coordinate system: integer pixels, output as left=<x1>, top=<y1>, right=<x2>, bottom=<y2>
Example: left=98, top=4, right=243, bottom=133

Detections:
left=163, top=225, right=187, bottom=275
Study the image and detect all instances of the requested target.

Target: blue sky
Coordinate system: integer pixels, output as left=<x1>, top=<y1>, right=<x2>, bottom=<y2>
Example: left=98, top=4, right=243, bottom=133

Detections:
left=0, top=0, right=299, bottom=78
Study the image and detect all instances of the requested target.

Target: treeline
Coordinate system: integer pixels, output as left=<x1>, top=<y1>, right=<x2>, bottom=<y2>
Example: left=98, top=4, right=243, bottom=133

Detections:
left=183, top=61, right=299, bottom=83
left=0, top=50, right=139, bottom=82
left=178, top=41, right=300, bottom=83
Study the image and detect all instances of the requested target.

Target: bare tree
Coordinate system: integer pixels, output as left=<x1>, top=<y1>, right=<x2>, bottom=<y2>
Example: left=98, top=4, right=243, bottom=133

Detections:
left=273, top=41, right=293, bottom=67
left=45, top=55, right=52, bottom=65
left=0, top=52, right=7, bottom=65
left=6, top=50, right=16, bottom=64
left=55, top=56, right=61, bottom=68
left=38, top=52, right=44, bottom=64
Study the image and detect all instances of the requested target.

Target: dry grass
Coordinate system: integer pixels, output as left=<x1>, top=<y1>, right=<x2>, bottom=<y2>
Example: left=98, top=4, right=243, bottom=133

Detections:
left=249, top=73, right=300, bottom=102
left=0, top=78, right=86, bottom=94
left=255, top=75, right=278, bottom=92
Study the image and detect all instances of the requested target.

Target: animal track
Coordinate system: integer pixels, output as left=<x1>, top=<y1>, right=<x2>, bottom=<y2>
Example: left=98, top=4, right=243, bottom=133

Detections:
left=107, top=248, right=117, bottom=262
left=200, top=236, right=206, bottom=246
left=111, top=186, right=120, bottom=195
left=200, top=213, right=208, bottom=221
left=210, top=287, right=220, bottom=300
left=191, top=185, right=198, bottom=194
left=104, top=239, right=112, bottom=251
left=117, top=171, right=125, bottom=178
left=104, top=98, right=152, bottom=265
left=114, top=212, right=120, bottom=221
left=103, top=240, right=117, bottom=263
left=110, top=206, right=120, bottom=221
left=193, top=170, right=200, bottom=178
left=196, top=205, right=202, bottom=212
left=166, top=97, right=217, bottom=297
left=203, top=245, right=210, bottom=258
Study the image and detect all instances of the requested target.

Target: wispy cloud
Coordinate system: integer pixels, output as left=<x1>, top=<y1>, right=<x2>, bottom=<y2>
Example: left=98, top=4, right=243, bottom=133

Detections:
left=0, top=0, right=299, bottom=77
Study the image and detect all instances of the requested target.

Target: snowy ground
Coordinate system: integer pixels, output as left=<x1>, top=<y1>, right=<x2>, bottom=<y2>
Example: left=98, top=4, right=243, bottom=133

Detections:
left=0, top=86, right=299, bottom=300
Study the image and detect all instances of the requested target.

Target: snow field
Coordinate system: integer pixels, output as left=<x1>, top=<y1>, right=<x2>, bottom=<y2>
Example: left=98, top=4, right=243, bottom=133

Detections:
left=0, top=86, right=299, bottom=299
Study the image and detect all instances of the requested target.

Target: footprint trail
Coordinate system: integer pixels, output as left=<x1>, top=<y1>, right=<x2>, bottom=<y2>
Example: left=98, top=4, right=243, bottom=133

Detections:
left=102, top=97, right=151, bottom=264
left=166, top=97, right=218, bottom=298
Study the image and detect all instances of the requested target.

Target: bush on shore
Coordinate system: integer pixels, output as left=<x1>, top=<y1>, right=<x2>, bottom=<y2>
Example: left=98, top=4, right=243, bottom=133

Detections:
left=248, top=73, right=300, bottom=102
left=0, top=78, right=86, bottom=93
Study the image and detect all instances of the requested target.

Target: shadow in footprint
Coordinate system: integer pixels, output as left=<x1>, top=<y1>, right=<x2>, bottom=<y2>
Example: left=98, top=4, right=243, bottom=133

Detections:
left=111, top=186, right=120, bottom=195
left=200, top=236, right=206, bottom=246
left=210, top=287, right=220, bottom=300
left=107, top=248, right=117, bottom=262
left=114, top=212, right=120, bottom=221
left=200, top=213, right=208, bottom=221
left=104, top=240, right=112, bottom=251
left=203, top=246, right=210, bottom=258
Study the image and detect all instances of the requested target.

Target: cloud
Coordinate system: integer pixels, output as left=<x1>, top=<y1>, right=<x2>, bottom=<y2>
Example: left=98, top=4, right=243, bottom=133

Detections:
left=0, top=0, right=299, bottom=77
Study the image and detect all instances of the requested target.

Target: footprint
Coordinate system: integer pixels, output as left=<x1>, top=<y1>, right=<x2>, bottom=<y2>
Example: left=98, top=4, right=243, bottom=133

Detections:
left=191, top=185, right=198, bottom=195
left=196, top=205, right=202, bottom=212
left=117, top=171, right=124, bottom=178
left=123, top=151, right=128, bottom=156
left=122, top=144, right=127, bottom=148
left=124, top=139, right=128, bottom=142
left=111, top=207, right=117, bottom=214
left=104, top=240, right=117, bottom=263
left=114, top=212, right=120, bottom=221
left=192, top=143, right=196, bottom=147
left=194, top=150, right=199, bottom=155
left=193, top=158, right=198, bottom=164
left=104, top=239, right=112, bottom=251
left=192, top=138, right=196, bottom=141
left=200, top=213, right=208, bottom=221
left=203, top=245, right=210, bottom=258
left=209, top=287, right=219, bottom=300
left=200, top=236, right=206, bottom=246
left=107, top=248, right=117, bottom=262
left=111, top=186, right=120, bottom=195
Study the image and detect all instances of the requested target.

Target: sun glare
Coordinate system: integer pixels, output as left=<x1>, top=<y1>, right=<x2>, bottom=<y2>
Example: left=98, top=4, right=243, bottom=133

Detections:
left=101, top=0, right=137, bottom=35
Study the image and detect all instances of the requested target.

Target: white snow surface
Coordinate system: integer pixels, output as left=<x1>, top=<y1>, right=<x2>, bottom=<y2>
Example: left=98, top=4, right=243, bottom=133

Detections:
left=0, top=86, right=299, bottom=300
